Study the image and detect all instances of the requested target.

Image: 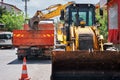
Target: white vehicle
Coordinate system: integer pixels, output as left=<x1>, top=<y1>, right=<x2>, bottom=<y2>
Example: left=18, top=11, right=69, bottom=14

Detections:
left=0, top=32, right=13, bottom=49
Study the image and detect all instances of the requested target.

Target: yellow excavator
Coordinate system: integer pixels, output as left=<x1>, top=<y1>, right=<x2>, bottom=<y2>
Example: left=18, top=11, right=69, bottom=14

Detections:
left=28, top=1, right=120, bottom=80
left=51, top=3, right=120, bottom=80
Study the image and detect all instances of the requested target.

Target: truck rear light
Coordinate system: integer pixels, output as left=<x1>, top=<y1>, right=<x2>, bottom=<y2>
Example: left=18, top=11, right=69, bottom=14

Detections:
left=47, top=34, right=51, bottom=37
left=14, top=34, right=24, bottom=38
left=42, top=34, right=54, bottom=38
left=21, top=34, right=24, bottom=37
left=16, top=34, right=20, bottom=37
left=43, top=34, right=46, bottom=37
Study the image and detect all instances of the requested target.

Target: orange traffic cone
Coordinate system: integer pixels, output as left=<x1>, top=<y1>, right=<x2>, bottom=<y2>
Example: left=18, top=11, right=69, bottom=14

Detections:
left=19, top=57, right=30, bottom=80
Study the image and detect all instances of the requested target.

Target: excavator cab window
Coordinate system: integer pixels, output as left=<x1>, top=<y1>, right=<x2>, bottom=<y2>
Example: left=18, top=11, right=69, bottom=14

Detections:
left=71, top=7, right=94, bottom=26
left=72, top=12, right=85, bottom=26
left=65, top=4, right=95, bottom=26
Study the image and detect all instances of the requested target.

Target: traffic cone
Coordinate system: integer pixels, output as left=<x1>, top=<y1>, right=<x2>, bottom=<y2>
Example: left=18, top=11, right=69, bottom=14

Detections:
left=19, top=57, right=30, bottom=80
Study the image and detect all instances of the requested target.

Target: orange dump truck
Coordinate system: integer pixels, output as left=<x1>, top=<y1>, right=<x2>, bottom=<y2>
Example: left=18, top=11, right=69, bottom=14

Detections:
left=12, top=23, right=54, bottom=59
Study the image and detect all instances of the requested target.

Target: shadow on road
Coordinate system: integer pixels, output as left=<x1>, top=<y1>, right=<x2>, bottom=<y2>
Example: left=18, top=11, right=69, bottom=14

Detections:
left=8, top=57, right=51, bottom=65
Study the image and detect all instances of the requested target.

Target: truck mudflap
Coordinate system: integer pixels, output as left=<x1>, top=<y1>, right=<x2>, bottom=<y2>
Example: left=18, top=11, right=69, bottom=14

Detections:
left=51, top=51, right=120, bottom=80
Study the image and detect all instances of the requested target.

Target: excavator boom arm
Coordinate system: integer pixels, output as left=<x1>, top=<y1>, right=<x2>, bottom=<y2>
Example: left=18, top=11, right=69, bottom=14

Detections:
left=33, top=2, right=73, bottom=19
left=29, top=2, right=73, bottom=30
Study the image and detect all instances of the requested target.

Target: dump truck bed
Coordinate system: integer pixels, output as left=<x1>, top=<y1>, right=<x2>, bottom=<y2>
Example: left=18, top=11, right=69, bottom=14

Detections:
left=13, top=23, right=54, bottom=47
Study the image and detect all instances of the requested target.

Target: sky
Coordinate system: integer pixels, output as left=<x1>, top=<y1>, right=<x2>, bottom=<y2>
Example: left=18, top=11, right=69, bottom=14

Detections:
left=4, top=0, right=100, bottom=17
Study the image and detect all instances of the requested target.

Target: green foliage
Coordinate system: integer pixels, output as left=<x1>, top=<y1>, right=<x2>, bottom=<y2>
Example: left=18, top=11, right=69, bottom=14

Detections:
left=0, top=6, right=7, bottom=18
left=0, top=7, right=24, bottom=31
left=96, top=8, right=108, bottom=41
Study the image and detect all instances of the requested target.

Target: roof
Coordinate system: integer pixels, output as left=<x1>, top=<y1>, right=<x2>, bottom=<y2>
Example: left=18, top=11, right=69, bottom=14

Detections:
left=0, top=2, right=21, bottom=12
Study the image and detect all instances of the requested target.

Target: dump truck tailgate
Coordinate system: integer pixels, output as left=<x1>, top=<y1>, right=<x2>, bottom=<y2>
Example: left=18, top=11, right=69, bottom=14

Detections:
left=13, top=30, right=54, bottom=47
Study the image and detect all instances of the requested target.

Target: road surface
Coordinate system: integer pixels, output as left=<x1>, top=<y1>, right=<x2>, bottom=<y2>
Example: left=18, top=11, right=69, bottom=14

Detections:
left=0, top=49, right=51, bottom=80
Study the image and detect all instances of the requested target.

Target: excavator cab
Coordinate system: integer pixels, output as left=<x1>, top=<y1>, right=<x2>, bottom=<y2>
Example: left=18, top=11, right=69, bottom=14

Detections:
left=65, top=4, right=95, bottom=26
left=51, top=3, right=120, bottom=80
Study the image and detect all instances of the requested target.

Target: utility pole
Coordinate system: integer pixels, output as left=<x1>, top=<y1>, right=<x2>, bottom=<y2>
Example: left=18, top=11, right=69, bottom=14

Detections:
left=22, top=0, right=30, bottom=19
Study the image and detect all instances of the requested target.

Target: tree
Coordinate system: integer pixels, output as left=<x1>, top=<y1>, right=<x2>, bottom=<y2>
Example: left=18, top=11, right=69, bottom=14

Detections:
left=0, top=8, right=24, bottom=31
left=0, top=6, right=7, bottom=18
left=96, top=6, right=108, bottom=41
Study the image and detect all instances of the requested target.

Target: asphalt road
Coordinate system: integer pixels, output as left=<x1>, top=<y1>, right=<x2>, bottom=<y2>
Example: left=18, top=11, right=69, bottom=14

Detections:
left=0, top=49, right=51, bottom=80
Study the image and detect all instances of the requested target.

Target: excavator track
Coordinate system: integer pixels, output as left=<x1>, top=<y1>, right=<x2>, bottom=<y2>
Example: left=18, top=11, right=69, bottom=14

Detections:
left=51, top=51, right=120, bottom=80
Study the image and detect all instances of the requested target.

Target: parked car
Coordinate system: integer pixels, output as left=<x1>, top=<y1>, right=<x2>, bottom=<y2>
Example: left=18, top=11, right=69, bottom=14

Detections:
left=0, top=31, right=13, bottom=49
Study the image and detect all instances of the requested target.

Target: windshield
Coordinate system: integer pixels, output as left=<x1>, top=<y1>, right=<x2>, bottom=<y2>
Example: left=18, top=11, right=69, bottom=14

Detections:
left=0, top=34, right=12, bottom=39
left=71, top=8, right=94, bottom=26
left=72, top=12, right=86, bottom=25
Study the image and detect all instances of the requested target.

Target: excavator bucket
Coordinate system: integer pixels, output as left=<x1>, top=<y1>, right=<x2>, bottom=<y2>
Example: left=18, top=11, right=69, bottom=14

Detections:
left=51, top=51, right=120, bottom=80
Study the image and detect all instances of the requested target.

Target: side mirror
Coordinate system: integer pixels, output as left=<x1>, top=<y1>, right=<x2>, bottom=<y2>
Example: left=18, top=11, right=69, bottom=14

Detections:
left=60, top=10, right=64, bottom=20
